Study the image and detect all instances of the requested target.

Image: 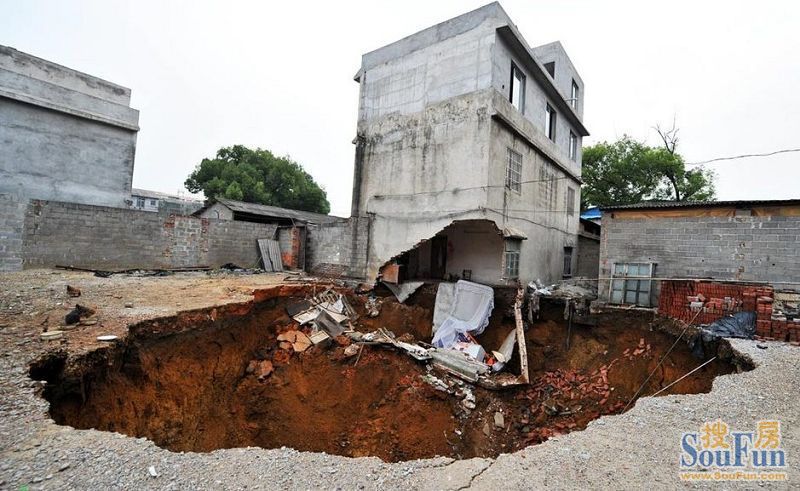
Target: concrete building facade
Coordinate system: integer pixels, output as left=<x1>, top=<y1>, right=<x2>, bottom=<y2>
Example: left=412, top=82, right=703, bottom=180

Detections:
left=0, top=45, right=140, bottom=208
left=599, top=200, right=800, bottom=307
left=350, top=2, right=588, bottom=285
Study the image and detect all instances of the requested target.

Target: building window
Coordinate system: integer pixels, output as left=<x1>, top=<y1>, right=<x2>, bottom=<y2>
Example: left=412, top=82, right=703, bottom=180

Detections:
left=563, top=247, right=573, bottom=277
left=567, top=187, right=575, bottom=216
left=509, top=63, right=526, bottom=113
left=545, top=104, right=557, bottom=141
left=569, top=132, right=578, bottom=161
left=570, top=80, right=579, bottom=109
left=135, top=197, right=145, bottom=209
left=150, top=199, right=157, bottom=206
left=504, top=239, right=521, bottom=279
left=610, top=263, right=655, bottom=307
left=544, top=61, right=555, bottom=78
left=505, top=148, right=522, bottom=193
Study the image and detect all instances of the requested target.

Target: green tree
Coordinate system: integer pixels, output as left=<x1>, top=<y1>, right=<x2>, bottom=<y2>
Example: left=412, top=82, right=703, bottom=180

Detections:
left=185, top=145, right=330, bottom=214
left=580, top=130, right=715, bottom=209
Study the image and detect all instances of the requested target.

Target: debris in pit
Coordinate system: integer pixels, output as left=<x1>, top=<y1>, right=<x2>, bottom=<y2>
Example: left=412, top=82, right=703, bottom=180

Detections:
left=494, top=411, right=505, bottom=429
left=382, top=280, right=425, bottom=304
left=290, top=288, right=355, bottom=337
left=429, top=348, right=490, bottom=383
left=343, top=344, right=360, bottom=358
left=365, top=295, right=381, bottom=318
left=309, top=330, right=331, bottom=347
left=97, top=335, right=118, bottom=342
left=276, top=330, right=312, bottom=353
left=432, top=280, right=494, bottom=349
left=66, top=285, right=81, bottom=297
left=246, top=359, right=274, bottom=380
left=527, top=280, right=596, bottom=322
left=490, top=329, right=517, bottom=372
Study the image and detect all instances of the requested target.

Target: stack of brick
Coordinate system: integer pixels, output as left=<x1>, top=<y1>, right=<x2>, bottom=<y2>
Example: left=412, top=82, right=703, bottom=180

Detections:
left=658, top=280, right=769, bottom=325
left=659, top=280, right=799, bottom=344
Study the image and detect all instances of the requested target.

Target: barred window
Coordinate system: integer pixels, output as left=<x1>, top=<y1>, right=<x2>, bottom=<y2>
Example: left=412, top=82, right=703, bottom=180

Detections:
left=506, top=148, right=522, bottom=193
left=504, top=239, right=521, bottom=278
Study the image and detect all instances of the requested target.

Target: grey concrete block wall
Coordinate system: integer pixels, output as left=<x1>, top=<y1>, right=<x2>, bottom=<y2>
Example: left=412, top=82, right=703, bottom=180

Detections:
left=21, top=200, right=276, bottom=270
left=0, top=45, right=139, bottom=208
left=599, top=213, right=800, bottom=302
left=576, top=234, right=599, bottom=279
left=306, top=217, right=370, bottom=278
left=0, top=194, right=26, bottom=271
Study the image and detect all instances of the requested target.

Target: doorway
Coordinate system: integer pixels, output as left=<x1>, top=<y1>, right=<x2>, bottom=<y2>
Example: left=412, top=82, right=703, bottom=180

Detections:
left=430, top=235, right=448, bottom=279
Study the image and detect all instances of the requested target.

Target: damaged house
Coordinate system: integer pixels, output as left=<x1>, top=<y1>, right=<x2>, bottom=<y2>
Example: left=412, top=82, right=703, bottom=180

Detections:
left=350, top=2, right=589, bottom=286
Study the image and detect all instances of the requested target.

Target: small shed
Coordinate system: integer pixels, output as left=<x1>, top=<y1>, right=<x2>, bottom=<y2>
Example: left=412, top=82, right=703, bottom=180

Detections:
left=194, top=199, right=345, bottom=270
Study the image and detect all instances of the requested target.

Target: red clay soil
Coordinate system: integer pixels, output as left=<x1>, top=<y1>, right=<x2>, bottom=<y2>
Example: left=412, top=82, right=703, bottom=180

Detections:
left=33, top=287, right=740, bottom=462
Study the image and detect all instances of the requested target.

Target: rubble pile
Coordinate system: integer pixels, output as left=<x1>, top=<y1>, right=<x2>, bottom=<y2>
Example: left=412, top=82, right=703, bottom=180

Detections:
left=518, top=337, right=652, bottom=443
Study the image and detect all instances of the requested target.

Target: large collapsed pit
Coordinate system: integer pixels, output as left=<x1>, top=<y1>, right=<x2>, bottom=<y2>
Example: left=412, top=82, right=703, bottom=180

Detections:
left=31, top=284, right=746, bottom=462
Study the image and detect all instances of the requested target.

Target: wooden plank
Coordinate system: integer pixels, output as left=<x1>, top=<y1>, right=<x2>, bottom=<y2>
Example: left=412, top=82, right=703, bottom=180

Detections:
left=267, top=240, right=283, bottom=272
left=257, top=239, right=276, bottom=272
left=514, top=287, right=530, bottom=384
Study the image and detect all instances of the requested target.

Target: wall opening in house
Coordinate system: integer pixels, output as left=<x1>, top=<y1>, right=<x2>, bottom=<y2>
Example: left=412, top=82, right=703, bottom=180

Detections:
left=390, top=220, right=506, bottom=284
left=30, top=284, right=745, bottom=463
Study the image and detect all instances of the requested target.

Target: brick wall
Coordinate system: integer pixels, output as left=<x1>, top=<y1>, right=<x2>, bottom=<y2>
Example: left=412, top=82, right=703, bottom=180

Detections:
left=599, top=213, right=800, bottom=303
left=0, top=194, right=26, bottom=271
left=277, top=226, right=304, bottom=269
left=21, top=200, right=277, bottom=270
left=306, top=216, right=370, bottom=279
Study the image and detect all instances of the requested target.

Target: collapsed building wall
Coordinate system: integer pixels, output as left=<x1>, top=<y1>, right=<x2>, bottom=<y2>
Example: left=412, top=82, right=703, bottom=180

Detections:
left=21, top=200, right=277, bottom=270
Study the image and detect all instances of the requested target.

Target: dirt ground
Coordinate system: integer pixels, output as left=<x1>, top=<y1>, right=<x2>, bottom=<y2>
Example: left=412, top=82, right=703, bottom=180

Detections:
left=1, top=270, right=797, bottom=489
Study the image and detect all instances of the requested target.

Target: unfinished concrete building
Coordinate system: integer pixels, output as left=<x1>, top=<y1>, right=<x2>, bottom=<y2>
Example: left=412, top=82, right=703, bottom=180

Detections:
left=0, top=45, right=140, bottom=207
left=350, top=2, right=589, bottom=286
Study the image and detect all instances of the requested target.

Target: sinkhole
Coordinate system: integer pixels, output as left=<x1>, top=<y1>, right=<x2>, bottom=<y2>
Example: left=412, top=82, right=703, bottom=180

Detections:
left=30, top=284, right=749, bottom=462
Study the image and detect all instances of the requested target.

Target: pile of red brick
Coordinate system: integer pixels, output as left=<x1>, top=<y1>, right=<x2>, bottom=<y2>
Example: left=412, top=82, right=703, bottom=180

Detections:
left=658, top=280, right=800, bottom=343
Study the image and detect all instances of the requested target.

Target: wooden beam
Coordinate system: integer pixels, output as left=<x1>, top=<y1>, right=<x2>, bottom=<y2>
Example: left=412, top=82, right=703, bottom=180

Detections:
left=514, top=286, right=530, bottom=384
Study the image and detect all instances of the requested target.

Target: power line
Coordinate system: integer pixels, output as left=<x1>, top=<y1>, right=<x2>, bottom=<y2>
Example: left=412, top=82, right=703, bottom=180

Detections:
left=686, top=148, right=800, bottom=166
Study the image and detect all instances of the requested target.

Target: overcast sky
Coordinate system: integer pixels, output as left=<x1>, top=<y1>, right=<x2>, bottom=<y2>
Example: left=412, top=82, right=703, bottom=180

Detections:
left=3, top=0, right=798, bottom=216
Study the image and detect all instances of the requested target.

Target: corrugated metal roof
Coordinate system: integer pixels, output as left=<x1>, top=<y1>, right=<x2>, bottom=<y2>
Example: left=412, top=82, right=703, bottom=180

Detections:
left=209, top=199, right=345, bottom=224
left=600, top=199, right=800, bottom=211
left=131, top=188, right=203, bottom=202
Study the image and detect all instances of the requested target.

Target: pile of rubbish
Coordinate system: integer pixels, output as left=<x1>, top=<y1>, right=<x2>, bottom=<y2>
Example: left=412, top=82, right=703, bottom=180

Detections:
left=266, top=281, right=529, bottom=391
left=527, top=280, right=596, bottom=322
left=286, top=288, right=359, bottom=346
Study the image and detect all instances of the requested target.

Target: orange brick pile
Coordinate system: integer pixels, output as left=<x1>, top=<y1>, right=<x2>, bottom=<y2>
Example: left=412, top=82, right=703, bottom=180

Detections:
left=658, top=280, right=800, bottom=343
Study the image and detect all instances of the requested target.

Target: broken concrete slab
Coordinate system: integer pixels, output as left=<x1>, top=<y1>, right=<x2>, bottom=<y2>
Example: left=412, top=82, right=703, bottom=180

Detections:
left=382, top=280, right=425, bottom=303
left=430, top=348, right=490, bottom=383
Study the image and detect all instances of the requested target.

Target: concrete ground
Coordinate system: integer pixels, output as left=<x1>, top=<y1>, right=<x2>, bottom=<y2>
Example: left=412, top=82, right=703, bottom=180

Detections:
left=0, top=269, right=797, bottom=490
